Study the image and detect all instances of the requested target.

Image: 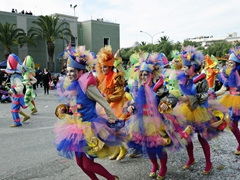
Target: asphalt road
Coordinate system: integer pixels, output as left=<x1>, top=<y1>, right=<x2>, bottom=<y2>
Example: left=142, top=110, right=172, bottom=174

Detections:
left=1, top=87, right=240, bottom=180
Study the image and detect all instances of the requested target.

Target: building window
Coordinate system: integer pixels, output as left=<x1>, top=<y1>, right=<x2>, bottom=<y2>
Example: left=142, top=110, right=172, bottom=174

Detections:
left=104, top=37, right=110, bottom=46
left=71, top=36, right=76, bottom=47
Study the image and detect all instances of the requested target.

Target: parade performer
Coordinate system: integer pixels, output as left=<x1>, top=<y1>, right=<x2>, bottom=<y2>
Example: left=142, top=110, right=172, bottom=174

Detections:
left=5, top=54, right=28, bottom=127
left=215, top=46, right=240, bottom=155
left=166, top=50, right=183, bottom=98
left=95, top=46, right=128, bottom=161
left=176, top=46, right=224, bottom=175
left=204, top=55, right=219, bottom=89
left=22, top=55, right=38, bottom=116
left=122, top=52, right=143, bottom=158
left=124, top=52, right=190, bottom=180
left=54, top=45, right=124, bottom=180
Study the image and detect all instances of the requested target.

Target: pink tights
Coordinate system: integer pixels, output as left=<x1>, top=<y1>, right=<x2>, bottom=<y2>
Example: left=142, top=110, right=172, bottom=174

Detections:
left=197, top=134, right=212, bottom=171
left=185, top=135, right=212, bottom=171
left=159, top=153, right=168, bottom=176
left=149, top=152, right=168, bottom=177
left=75, top=153, right=115, bottom=180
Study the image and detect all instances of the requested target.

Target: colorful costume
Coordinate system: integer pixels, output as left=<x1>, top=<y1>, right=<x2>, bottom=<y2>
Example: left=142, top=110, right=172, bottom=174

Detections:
left=5, top=54, right=28, bottom=127
left=204, top=55, right=219, bottom=89
left=96, top=46, right=128, bottom=119
left=54, top=46, right=122, bottom=180
left=124, top=53, right=189, bottom=180
left=22, top=55, right=38, bottom=115
left=176, top=46, right=223, bottom=175
left=96, top=46, right=128, bottom=161
left=166, top=50, right=183, bottom=98
left=216, top=47, right=240, bottom=155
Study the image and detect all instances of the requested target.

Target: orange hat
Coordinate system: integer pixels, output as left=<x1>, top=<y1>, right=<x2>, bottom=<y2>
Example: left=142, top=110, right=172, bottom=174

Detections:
left=97, top=45, right=115, bottom=66
left=204, top=55, right=218, bottom=69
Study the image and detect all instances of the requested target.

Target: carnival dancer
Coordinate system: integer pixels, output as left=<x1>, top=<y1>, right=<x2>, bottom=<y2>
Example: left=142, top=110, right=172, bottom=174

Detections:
left=122, top=52, right=143, bottom=158
left=5, top=54, right=28, bottom=127
left=204, top=55, right=219, bottom=89
left=22, top=55, right=38, bottom=117
left=166, top=50, right=183, bottom=98
left=124, top=52, right=190, bottom=180
left=215, top=46, right=240, bottom=155
left=176, top=46, right=224, bottom=175
left=95, top=46, right=128, bottom=161
left=54, top=45, right=125, bottom=180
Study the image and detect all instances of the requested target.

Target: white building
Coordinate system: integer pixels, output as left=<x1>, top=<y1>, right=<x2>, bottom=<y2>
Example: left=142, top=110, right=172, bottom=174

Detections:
left=185, top=32, right=240, bottom=48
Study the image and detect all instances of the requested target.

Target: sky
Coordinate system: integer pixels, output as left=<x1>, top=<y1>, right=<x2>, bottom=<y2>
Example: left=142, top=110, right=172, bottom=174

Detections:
left=1, top=0, right=240, bottom=48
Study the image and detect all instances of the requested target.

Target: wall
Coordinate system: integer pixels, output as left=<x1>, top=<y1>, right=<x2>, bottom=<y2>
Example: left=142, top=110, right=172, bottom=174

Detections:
left=0, top=11, right=120, bottom=72
left=82, top=20, right=120, bottom=54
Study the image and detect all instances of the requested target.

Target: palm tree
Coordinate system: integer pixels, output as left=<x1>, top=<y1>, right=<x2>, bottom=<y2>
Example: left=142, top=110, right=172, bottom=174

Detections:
left=140, top=41, right=147, bottom=46
left=0, top=22, right=26, bottom=59
left=28, top=15, right=72, bottom=71
left=157, top=36, right=170, bottom=43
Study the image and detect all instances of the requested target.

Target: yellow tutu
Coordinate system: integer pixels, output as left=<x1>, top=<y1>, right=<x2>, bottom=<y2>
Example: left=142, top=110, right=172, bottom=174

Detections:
left=219, top=94, right=240, bottom=109
left=128, top=116, right=161, bottom=137
left=176, top=103, right=212, bottom=123
left=54, top=113, right=124, bottom=159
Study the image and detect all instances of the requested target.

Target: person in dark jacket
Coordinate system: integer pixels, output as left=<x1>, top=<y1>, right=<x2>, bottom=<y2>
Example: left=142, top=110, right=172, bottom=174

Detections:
left=42, top=68, right=52, bottom=95
left=36, top=67, right=43, bottom=88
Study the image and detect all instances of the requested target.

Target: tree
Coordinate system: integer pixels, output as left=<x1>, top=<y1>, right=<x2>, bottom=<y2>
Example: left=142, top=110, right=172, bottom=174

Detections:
left=183, top=40, right=201, bottom=48
left=140, top=41, right=147, bottom=46
left=0, top=22, right=26, bottom=59
left=157, top=36, right=170, bottom=43
left=234, top=41, right=240, bottom=46
left=28, top=15, right=72, bottom=71
left=202, top=41, right=232, bottom=57
left=171, top=41, right=182, bottom=51
left=119, top=48, right=134, bottom=64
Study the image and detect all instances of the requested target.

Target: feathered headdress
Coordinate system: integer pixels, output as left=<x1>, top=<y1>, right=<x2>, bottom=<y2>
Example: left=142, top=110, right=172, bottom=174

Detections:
left=129, top=52, right=140, bottom=66
left=171, top=50, right=181, bottom=61
left=97, top=45, right=115, bottom=66
left=133, top=51, right=167, bottom=81
left=228, top=46, right=240, bottom=63
left=96, top=45, right=124, bottom=75
left=113, top=49, right=124, bottom=73
left=123, top=52, right=140, bottom=81
left=181, top=46, right=204, bottom=69
left=63, top=43, right=95, bottom=70
left=171, top=50, right=182, bottom=70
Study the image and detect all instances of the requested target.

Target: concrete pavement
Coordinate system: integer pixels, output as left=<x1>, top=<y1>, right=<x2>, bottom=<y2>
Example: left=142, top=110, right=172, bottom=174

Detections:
left=0, top=87, right=240, bottom=180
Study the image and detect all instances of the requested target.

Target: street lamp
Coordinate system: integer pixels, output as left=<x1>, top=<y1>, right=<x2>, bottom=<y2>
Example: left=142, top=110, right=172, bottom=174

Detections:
left=140, top=30, right=164, bottom=44
left=70, top=4, right=77, bottom=47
